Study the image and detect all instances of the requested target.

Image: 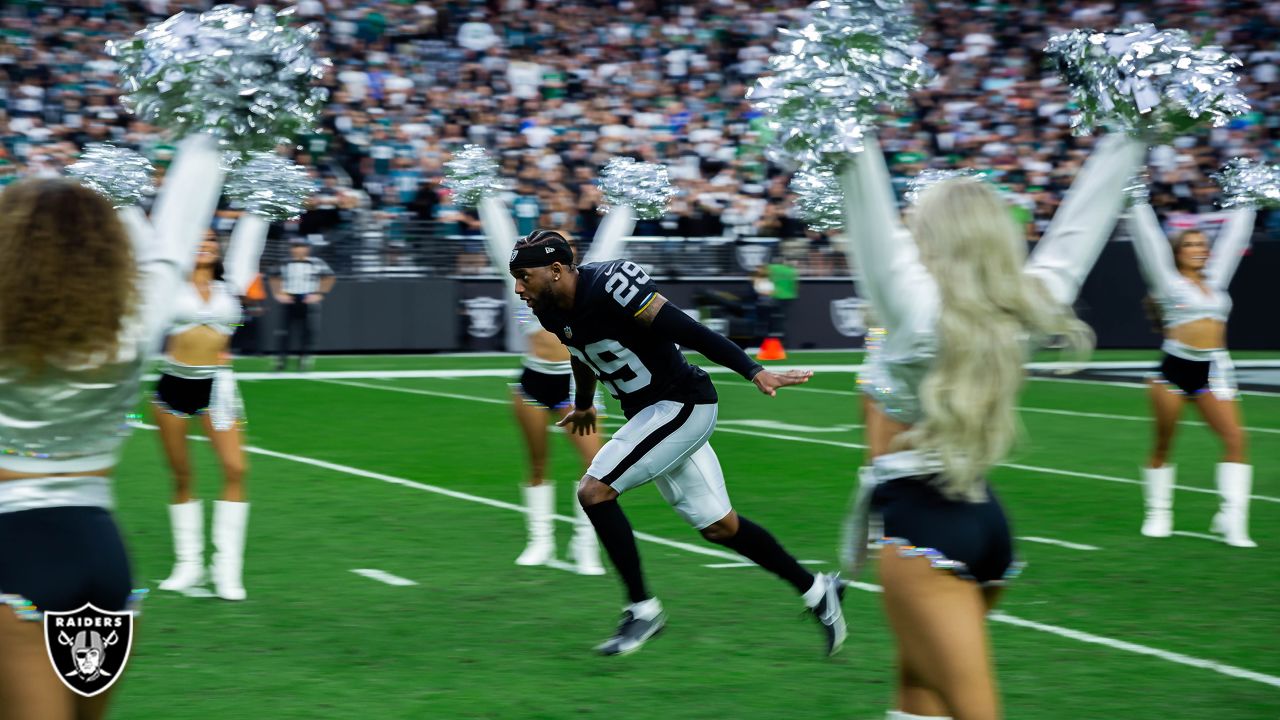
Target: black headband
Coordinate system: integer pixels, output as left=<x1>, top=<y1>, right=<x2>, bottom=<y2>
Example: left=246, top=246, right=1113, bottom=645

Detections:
left=509, top=240, right=573, bottom=270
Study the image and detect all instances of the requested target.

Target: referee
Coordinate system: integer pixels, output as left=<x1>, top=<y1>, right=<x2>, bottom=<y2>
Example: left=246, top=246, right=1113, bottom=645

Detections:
left=270, top=238, right=335, bottom=371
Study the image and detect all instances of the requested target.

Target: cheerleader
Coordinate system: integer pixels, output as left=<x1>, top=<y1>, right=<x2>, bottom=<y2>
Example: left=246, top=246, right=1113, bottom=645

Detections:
left=0, top=135, right=221, bottom=718
left=841, top=132, right=1145, bottom=719
left=477, top=196, right=635, bottom=574
left=1126, top=194, right=1256, bottom=547
left=153, top=211, right=269, bottom=600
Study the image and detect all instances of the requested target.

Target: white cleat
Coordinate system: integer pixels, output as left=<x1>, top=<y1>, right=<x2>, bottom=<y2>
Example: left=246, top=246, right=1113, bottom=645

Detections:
left=596, top=599, right=666, bottom=656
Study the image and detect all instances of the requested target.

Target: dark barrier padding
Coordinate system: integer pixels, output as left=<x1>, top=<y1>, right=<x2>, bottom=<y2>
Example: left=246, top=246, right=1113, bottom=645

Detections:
left=253, top=279, right=459, bottom=353
left=243, top=247, right=1276, bottom=354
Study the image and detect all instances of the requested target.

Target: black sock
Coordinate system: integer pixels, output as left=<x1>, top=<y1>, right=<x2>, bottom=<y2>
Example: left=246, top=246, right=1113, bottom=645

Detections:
left=582, top=500, right=649, bottom=605
left=713, top=516, right=815, bottom=594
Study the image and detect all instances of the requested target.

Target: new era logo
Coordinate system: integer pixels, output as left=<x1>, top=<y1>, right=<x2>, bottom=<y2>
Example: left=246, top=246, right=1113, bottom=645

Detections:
left=545, top=247, right=555, bottom=254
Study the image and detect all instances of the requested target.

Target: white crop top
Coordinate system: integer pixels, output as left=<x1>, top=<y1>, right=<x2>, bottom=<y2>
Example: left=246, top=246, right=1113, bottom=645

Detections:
left=1125, top=203, right=1253, bottom=331
left=0, top=135, right=225, bottom=473
left=842, top=133, right=1145, bottom=478
left=168, top=281, right=242, bottom=337
left=166, top=212, right=268, bottom=338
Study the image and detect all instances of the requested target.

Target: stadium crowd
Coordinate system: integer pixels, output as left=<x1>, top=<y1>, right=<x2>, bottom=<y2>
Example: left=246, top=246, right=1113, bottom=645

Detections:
left=0, top=0, right=1276, bottom=275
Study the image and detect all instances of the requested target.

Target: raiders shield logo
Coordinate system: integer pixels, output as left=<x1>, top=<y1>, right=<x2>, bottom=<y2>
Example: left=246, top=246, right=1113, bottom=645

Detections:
left=462, top=297, right=507, bottom=339
left=830, top=297, right=868, bottom=338
left=44, top=604, right=134, bottom=697
left=735, top=244, right=772, bottom=272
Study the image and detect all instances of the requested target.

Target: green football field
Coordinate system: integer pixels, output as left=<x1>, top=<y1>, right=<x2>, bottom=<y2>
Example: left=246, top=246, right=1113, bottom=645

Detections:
left=105, top=350, right=1280, bottom=719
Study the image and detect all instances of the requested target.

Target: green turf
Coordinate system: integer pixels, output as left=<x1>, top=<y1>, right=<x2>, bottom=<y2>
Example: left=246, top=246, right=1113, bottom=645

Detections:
left=105, top=351, right=1279, bottom=719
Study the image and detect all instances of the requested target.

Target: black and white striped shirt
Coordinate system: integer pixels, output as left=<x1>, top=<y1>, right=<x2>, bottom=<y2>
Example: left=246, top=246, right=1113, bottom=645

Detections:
left=273, top=257, right=334, bottom=295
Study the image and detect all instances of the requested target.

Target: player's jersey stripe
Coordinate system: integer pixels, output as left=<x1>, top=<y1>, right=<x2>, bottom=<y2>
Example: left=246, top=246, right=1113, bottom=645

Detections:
left=633, top=292, right=657, bottom=317
left=600, top=402, right=695, bottom=485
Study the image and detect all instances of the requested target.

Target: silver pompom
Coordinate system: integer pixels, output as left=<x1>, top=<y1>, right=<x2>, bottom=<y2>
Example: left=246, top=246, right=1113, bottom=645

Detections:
left=1123, top=172, right=1151, bottom=206
left=1045, top=24, right=1249, bottom=140
left=790, top=166, right=843, bottom=231
left=107, top=5, right=330, bottom=152
left=443, top=145, right=504, bottom=208
left=65, top=144, right=155, bottom=208
left=224, top=152, right=314, bottom=221
left=597, top=158, right=677, bottom=220
left=1214, top=157, right=1280, bottom=210
left=747, top=0, right=935, bottom=167
left=904, top=168, right=980, bottom=206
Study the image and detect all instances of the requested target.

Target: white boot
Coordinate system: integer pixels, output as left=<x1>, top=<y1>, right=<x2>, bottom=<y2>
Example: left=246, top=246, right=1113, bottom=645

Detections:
left=211, top=501, right=249, bottom=600
left=1141, top=465, right=1174, bottom=538
left=571, top=500, right=605, bottom=576
left=887, top=712, right=952, bottom=719
left=1211, top=463, right=1257, bottom=548
left=516, top=483, right=555, bottom=566
left=159, top=500, right=207, bottom=594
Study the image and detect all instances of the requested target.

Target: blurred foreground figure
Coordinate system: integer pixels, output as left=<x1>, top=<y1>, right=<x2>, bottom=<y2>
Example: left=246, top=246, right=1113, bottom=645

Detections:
left=0, top=135, right=222, bottom=719
left=841, top=132, right=1145, bottom=719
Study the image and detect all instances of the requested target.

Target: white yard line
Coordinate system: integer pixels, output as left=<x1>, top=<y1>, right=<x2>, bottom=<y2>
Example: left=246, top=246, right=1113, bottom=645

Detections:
left=127, top=420, right=1280, bottom=690
left=748, top=385, right=1280, bottom=435
left=705, top=559, right=825, bottom=569
left=351, top=569, right=418, bottom=586
left=325, top=380, right=1280, bottom=506
left=319, top=378, right=511, bottom=405
left=1171, top=531, right=1224, bottom=542
left=988, top=611, right=1280, bottom=689
left=1029, top=374, right=1280, bottom=399
left=1017, top=536, right=1101, bottom=551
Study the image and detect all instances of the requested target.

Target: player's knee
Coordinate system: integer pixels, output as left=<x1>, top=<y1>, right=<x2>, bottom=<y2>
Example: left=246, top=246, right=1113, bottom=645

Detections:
left=699, top=513, right=739, bottom=544
left=576, top=476, right=615, bottom=508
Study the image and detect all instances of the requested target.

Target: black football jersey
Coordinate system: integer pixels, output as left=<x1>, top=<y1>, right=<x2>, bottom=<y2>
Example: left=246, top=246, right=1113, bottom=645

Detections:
left=532, top=259, right=717, bottom=418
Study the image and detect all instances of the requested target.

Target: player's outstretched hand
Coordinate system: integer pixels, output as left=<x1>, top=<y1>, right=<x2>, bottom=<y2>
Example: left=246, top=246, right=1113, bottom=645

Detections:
left=556, top=407, right=599, bottom=436
left=752, top=369, right=813, bottom=397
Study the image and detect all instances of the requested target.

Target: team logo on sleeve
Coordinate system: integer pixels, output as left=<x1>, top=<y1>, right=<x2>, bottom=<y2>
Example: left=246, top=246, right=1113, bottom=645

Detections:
left=830, top=297, right=868, bottom=338
left=44, top=604, right=135, bottom=697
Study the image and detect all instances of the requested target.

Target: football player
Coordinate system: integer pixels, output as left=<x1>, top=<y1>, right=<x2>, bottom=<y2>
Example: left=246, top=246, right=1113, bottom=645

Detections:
left=510, top=230, right=846, bottom=657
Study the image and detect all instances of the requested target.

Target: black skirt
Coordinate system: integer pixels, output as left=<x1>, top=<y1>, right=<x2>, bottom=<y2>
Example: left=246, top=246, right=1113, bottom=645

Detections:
left=153, top=373, right=214, bottom=416
left=871, top=475, right=1020, bottom=585
left=516, top=367, right=572, bottom=410
left=1157, top=352, right=1210, bottom=396
left=0, top=506, right=133, bottom=615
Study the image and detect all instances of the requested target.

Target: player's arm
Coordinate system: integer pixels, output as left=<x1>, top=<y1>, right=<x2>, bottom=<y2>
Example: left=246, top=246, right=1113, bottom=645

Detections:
left=556, top=357, right=599, bottom=436
left=638, top=295, right=811, bottom=396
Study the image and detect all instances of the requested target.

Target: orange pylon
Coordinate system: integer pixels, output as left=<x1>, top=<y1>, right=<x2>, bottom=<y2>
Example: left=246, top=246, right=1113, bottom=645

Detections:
left=756, top=337, right=787, bottom=361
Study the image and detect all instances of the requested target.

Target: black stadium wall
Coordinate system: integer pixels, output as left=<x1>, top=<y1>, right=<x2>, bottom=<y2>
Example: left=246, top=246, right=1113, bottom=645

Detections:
left=252, top=244, right=1278, bottom=354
